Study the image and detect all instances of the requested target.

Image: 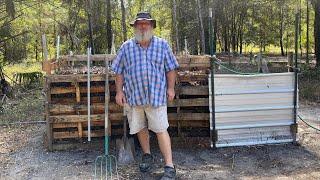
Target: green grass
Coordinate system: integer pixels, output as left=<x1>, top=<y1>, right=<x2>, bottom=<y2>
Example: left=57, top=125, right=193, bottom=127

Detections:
left=3, top=62, right=42, bottom=84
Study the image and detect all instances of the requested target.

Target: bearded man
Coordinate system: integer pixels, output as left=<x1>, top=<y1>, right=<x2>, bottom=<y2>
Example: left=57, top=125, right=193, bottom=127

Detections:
left=111, top=12, right=179, bottom=180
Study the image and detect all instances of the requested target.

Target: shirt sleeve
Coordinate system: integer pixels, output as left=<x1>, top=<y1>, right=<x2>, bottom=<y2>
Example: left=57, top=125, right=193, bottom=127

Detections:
left=164, top=42, right=179, bottom=72
left=111, top=45, right=125, bottom=74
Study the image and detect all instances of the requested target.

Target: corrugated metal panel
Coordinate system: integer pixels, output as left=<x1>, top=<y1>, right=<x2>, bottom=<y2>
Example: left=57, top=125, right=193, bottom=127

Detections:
left=211, top=72, right=296, bottom=147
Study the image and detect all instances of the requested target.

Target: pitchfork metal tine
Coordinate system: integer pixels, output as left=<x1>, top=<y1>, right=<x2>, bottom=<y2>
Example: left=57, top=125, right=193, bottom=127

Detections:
left=94, top=155, right=119, bottom=180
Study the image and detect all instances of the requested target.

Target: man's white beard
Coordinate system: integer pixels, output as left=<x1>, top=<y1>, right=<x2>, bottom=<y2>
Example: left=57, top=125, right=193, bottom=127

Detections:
left=135, top=29, right=153, bottom=42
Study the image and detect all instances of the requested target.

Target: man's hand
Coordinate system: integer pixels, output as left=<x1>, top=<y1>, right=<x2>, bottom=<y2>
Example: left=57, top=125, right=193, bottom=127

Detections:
left=115, top=91, right=127, bottom=106
left=167, top=88, right=175, bottom=101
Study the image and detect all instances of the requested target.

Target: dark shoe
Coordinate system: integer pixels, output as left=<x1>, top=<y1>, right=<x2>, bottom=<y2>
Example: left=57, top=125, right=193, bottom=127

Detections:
left=160, top=166, right=176, bottom=180
left=139, top=153, right=153, bottom=172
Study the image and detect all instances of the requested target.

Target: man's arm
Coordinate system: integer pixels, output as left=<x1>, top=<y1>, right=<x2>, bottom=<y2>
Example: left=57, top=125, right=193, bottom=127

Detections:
left=166, top=70, right=176, bottom=101
left=115, top=74, right=126, bottom=106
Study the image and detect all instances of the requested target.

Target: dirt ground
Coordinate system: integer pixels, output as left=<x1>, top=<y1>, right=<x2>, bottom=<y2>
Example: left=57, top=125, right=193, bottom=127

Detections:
left=0, top=102, right=319, bottom=180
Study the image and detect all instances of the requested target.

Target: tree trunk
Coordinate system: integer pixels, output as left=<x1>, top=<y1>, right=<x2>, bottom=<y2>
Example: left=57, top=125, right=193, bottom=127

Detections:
left=105, top=0, right=112, bottom=54
left=172, top=0, right=180, bottom=54
left=120, top=0, right=127, bottom=42
left=223, top=25, right=228, bottom=52
left=300, top=0, right=303, bottom=57
left=231, top=8, right=236, bottom=53
left=280, top=5, right=285, bottom=56
left=196, top=0, right=205, bottom=54
left=239, top=13, right=244, bottom=54
left=306, top=0, right=310, bottom=64
left=87, top=0, right=95, bottom=54
left=213, top=5, right=217, bottom=54
left=314, top=0, right=320, bottom=68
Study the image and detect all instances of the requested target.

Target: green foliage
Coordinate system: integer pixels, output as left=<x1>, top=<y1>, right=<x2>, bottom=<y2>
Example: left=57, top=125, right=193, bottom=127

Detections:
left=0, top=0, right=318, bottom=64
left=4, top=0, right=15, bottom=19
left=299, top=66, right=320, bottom=102
left=14, top=72, right=43, bottom=86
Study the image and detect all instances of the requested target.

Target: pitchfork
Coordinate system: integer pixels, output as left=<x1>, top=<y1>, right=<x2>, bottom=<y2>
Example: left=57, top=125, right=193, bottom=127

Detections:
left=94, top=59, right=119, bottom=180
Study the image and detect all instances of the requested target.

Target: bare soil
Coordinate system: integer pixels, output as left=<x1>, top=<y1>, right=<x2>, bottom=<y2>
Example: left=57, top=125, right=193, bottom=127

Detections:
left=0, top=101, right=319, bottom=180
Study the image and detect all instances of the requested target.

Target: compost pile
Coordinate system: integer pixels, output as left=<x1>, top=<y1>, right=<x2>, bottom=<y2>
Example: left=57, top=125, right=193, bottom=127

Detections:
left=54, top=66, right=113, bottom=75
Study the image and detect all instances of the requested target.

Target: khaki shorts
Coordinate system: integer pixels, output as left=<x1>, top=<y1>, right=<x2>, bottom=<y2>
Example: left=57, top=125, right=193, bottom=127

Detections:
left=125, top=104, right=169, bottom=134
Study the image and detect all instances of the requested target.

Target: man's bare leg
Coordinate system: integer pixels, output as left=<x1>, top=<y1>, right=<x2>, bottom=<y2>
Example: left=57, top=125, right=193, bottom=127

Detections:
left=137, top=127, right=151, bottom=154
left=156, top=130, right=173, bottom=167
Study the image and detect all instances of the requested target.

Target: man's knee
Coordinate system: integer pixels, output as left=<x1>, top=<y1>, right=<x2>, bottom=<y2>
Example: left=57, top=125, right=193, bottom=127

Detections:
left=155, top=130, right=169, bottom=137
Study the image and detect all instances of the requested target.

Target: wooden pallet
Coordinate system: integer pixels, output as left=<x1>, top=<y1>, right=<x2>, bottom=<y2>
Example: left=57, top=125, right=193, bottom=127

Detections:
left=43, top=54, right=211, bottom=151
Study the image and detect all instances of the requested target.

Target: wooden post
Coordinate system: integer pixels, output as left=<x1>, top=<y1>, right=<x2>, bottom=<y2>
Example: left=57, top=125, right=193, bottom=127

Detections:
left=176, top=84, right=181, bottom=137
left=45, top=77, right=53, bottom=151
left=74, top=81, right=83, bottom=138
left=75, top=82, right=81, bottom=103
left=77, top=122, right=83, bottom=139
left=287, top=52, right=294, bottom=72
left=42, top=34, right=51, bottom=75
left=42, top=60, right=51, bottom=75
left=42, top=34, right=48, bottom=61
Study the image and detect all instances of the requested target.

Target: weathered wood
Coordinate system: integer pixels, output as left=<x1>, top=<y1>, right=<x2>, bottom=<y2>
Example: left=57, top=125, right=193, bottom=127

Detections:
left=47, top=72, right=208, bottom=83
left=169, top=120, right=209, bottom=127
left=45, top=77, right=53, bottom=151
left=179, top=63, right=210, bottom=68
left=179, top=86, right=209, bottom=95
left=47, top=74, right=115, bottom=83
left=53, top=129, right=105, bottom=139
left=77, top=122, right=83, bottom=138
left=168, top=113, right=209, bottom=121
left=49, top=113, right=122, bottom=123
left=50, top=100, right=206, bottom=115
left=51, top=96, right=106, bottom=104
left=45, top=55, right=211, bottom=73
left=178, top=74, right=208, bottom=82
left=52, top=122, right=208, bottom=139
left=49, top=103, right=122, bottom=115
left=53, top=128, right=124, bottom=139
left=59, top=54, right=210, bottom=64
left=50, top=85, right=116, bottom=95
left=176, top=55, right=210, bottom=63
left=75, top=82, right=81, bottom=103
left=49, top=112, right=208, bottom=124
left=42, top=60, right=51, bottom=74
left=51, top=85, right=208, bottom=96
left=287, top=52, right=294, bottom=72
left=176, top=84, right=181, bottom=136
left=52, top=121, right=115, bottom=129
left=53, top=123, right=78, bottom=128
left=168, top=98, right=209, bottom=107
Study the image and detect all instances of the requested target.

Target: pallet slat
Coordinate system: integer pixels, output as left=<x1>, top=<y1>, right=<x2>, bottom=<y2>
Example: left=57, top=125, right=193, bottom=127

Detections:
left=179, top=86, right=208, bottom=95
left=49, top=113, right=209, bottom=123
left=49, top=103, right=122, bottom=115
left=50, top=85, right=116, bottom=94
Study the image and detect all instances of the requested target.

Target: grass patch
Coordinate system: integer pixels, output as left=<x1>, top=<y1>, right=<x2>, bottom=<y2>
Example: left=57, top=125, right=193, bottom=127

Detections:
left=3, top=62, right=42, bottom=84
left=0, top=84, right=44, bottom=125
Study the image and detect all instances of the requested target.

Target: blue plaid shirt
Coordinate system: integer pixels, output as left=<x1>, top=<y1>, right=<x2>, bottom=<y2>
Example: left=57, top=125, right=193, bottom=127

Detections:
left=111, top=36, right=179, bottom=107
